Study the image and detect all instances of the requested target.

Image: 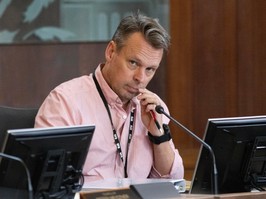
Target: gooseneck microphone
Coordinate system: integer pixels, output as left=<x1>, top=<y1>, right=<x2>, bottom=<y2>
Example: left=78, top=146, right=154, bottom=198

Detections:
left=155, top=105, right=219, bottom=195
left=0, top=153, right=33, bottom=199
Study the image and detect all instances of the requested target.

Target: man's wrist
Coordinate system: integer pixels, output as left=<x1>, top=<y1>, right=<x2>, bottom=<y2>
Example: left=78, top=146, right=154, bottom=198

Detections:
left=148, top=124, right=172, bottom=145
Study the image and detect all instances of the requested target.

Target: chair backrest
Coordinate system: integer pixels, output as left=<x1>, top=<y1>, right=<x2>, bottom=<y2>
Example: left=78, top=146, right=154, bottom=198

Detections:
left=0, top=106, right=39, bottom=148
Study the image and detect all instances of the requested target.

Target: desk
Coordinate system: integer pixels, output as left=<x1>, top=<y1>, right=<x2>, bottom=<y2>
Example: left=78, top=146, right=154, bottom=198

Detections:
left=214, top=191, right=266, bottom=199
left=79, top=178, right=266, bottom=199
left=80, top=178, right=185, bottom=199
left=80, top=190, right=266, bottom=199
left=80, top=189, right=214, bottom=199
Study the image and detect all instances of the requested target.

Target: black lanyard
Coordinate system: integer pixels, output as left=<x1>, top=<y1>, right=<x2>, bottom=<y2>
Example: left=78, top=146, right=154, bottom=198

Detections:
left=93, top=73, right=135, bottom=178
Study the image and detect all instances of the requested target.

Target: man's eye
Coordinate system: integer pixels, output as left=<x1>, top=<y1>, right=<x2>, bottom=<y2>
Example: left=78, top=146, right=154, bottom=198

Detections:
left=129, top=60, right=138, bottom=69
left=130, top=60, right=137, bottom=66
left=146, top=68, right=156, bottom=75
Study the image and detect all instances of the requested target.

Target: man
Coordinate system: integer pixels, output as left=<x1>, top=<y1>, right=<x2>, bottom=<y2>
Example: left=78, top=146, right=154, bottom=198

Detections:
left=35, top=12, right=184, bottom=182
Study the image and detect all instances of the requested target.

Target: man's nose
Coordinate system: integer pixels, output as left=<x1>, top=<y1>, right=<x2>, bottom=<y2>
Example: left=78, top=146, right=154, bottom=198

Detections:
left=133, top=68, right=145, bottom=82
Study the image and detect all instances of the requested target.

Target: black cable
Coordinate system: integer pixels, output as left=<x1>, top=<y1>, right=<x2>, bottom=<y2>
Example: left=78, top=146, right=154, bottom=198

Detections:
left=38, top=167, right=84, bottom=199
left=250, top=174, right=266, bottom=192
left=0, top=153, right=33, bottom=199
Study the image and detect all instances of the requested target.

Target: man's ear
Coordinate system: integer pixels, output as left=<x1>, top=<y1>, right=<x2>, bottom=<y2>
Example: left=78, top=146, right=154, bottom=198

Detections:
left=105, top=40, right=116, bottom=61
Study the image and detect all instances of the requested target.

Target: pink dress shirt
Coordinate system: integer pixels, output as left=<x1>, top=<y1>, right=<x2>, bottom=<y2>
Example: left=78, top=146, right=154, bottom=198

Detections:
left=35, top=65, right=184, bottom=182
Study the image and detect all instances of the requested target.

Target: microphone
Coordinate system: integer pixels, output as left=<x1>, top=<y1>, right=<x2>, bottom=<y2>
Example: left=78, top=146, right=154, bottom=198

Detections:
left=0, top=153, right=33, bottom=199
left=155, top=105, right=219, bottom=195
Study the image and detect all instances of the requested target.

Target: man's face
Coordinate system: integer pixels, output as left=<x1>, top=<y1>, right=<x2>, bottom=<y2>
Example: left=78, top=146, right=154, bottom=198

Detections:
left=103, top=32, right=164, bottom=104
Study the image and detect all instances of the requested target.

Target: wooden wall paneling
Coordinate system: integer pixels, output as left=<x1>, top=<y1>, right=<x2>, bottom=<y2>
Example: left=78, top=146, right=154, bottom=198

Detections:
left=168, top=0, right=194, bottom=144
left=168, top=0, right=262, bottom=180
left=237, top=0, right=266, bottom=116
left=191, top=0, right=239, bottom=130
left=169, top=0, right=266, bottom=181
left=222, top=0, right=239, bottom=116
left=168, top=0, right=196, bottom=180
left=0, top=42, right=106, bottom=107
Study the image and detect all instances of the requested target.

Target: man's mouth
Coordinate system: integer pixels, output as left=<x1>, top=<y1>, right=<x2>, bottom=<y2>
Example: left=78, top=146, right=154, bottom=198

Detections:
left=126, top=85, right=139, bottom=94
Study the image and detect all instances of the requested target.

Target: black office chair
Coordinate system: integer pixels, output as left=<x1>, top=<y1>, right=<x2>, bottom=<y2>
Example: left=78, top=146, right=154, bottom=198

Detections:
left=0, top=106, right=39, bottom=147
left=0, top=106, right=38, bottom=198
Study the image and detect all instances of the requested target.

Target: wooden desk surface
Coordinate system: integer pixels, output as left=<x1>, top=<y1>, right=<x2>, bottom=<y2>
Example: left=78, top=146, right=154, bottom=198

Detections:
left=214, top=191, right=266, bottom=199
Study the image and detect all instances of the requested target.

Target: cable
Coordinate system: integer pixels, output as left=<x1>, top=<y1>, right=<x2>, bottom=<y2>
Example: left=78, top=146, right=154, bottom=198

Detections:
left=38, top=166, right=84, bottom=199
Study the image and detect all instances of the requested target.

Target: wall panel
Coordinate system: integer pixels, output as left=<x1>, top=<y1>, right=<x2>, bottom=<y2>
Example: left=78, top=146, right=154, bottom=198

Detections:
left=169, top=0, right=266, bottom=180
left=0, top=42, right=106, bottom=107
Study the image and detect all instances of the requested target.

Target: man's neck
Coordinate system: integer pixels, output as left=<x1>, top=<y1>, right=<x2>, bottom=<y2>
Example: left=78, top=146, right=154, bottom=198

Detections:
left=123, top=101, right=131, bottom=112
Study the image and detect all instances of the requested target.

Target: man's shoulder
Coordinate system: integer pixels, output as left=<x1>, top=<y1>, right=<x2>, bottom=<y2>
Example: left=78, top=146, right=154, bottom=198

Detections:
left=53, top=75, right=95, bottom=95
left=58, top=75, right=92, bottom=88
left=65, top=75, right=91, bottom=84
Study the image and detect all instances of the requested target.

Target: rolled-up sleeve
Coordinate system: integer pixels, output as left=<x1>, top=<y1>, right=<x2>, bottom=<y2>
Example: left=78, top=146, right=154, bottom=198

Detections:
left=149, top=143, right=184, bottom=179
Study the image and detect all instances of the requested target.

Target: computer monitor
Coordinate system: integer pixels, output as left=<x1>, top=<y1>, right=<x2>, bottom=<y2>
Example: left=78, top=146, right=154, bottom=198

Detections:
left=0, top=125, right=95, bottom=198
left=190, top=115, right=266, bottom=194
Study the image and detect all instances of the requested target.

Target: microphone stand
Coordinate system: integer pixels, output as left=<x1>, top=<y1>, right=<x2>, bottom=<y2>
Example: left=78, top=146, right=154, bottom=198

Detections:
left=155, top=105, right=219, bottom=195
left=0, top=153, right=33, bottom=199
